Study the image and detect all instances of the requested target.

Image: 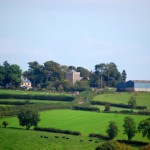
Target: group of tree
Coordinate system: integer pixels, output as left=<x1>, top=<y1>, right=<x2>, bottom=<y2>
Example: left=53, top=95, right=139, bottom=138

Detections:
left=0, top=61, right=22, bottom=88
left=0, top=61, right=127, bottom=91
left=106, top=116, right=150, bottom=142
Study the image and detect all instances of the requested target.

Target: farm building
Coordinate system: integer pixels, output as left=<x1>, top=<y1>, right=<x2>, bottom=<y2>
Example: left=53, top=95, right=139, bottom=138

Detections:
left=117, top=80, right=150, bottom=92
left=20, top=76, right=32, bottom=89
left=66, top=70, right=82, bottom=84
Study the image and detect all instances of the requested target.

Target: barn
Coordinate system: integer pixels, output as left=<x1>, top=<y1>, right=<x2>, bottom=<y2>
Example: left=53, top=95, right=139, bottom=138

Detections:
left=117, top=80, right=150, bottom=92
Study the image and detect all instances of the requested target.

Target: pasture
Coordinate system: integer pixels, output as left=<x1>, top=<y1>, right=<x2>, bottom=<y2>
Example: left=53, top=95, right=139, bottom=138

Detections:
left=92, top=92, right=150, bottom=110
left=0, top=110, right=149, bottom=142
left=0, top=128, right=102, bottom=150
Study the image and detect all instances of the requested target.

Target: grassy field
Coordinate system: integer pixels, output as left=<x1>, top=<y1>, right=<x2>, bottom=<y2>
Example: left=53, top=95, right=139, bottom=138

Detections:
left=0, top=110, right=149, bottom=142
left=95, top=105, right=139, bottom=112
left=0, top=89, right=70, bottom=96
left=0, top=128, right=103, bottom=150
left=92, top=92, right=150, bottom=110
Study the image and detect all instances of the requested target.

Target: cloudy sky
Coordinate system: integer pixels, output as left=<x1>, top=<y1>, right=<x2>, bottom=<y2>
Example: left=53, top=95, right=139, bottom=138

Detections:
left=0, top=0, right=150, bottom=80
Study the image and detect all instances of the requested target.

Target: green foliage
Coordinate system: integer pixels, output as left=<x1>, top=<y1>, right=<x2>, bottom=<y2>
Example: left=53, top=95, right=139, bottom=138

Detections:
left=96, top=140, right=131, bottom=150
left=123, top=116, right=137, bottom=141
left=138, top=118, right=150, bottom=140
left=93, top=62, right=122, bottom=88
left=128, top=96, right=136, bottom=108
left=18, top=109, right=40, bottom=129
left=2, top=121, right=8, bottom=128
left=122, top=70, right=127, bottom=82
left=34, top=127, right=81, bottom=136
left=106, top=121, right=119, bottom=140
left=0, top=61, right=22, bottom=88
left=104, top=103, right=111, bottom=111
left=89, top=133, right=109, bottom=140
left=0, top=93, right=75, bottom=101
left=72, top=106, right=100, bottom=112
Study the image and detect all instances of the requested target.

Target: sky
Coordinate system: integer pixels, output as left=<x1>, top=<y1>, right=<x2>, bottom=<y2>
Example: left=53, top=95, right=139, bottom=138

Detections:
left=0, top=0, right=150, bottom=80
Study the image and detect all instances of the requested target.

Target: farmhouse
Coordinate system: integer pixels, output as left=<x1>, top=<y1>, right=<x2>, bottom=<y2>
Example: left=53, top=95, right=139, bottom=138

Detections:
left=66, top=70, right=82, bottom=84
left=117, top=80, right=150, bottom=92
left=20, top=76, right=32, bottom=89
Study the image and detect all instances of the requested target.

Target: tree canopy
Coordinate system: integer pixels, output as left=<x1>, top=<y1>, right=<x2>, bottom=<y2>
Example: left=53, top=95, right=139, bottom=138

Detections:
left=18, top=109, right=40, bottom=130
left=123, top=116, right=137, bottom=141
left=0, top=61, right=22, bottom=88
left=138, top=118, right=150, bottom=141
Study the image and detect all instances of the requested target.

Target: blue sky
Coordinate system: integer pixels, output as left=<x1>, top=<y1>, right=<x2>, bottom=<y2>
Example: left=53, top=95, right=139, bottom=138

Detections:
left=0, top=0, right=150, bottom=80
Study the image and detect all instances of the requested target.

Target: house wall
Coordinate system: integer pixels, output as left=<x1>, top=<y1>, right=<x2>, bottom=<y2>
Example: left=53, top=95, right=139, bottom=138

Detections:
left=66, top=70, right=81, bottom=84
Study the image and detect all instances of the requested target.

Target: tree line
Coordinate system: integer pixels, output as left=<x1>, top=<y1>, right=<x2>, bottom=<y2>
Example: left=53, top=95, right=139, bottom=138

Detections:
left=0, top=61, right=127, bottom=91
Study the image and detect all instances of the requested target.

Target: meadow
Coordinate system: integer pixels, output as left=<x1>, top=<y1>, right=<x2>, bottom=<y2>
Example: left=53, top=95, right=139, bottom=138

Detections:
left=0, top=110, right=149, bottom=142
left=92, top=92, right=150, bottom=110
left=0, top=90, right=150, bottom=149
left=0, top=128, right=103, bottom=150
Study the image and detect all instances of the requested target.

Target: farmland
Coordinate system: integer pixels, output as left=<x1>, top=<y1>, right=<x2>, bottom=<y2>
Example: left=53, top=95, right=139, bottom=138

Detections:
left=0, top=128, right=102, bottom=150
left=0, top=110, right=149, bottom=142
left=0, top=89, right=150, bottom=149
left=92, top=92, right=150, bottom=110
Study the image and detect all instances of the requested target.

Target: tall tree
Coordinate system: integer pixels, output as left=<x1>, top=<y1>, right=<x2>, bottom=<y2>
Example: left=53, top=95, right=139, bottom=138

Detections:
left=77, top=67, right=90, bottom=80
left=0, top=61, right=22, bottom=88
left=138, top=118, right=150, bottom=141
left=27, top=61, right=44, bottom=87
left=95, top=63, right=106, bottom=88
left=44, top=61, right=63, bottom=82
left=18, top=109, right=40, bottom=130
left=68, top=66, right=76, bottom=71
left=122, top=70, right=127, bottom=82
left=106, top=121, right=119, bottom=140
left=123, top=116, right=137, bottom=141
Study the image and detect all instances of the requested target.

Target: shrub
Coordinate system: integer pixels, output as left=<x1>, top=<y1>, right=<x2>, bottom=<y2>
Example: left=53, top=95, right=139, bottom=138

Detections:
left=34, top=127, right=81, bottom=136
left=96, top=140, right=131, bottom=150
left=0, top=93, right=75, bottom=101
left=72, top=106, right=100, bottom=112
left=2, top=121, right=8, bottom=128
left=89, top=133, right=109, bottom=140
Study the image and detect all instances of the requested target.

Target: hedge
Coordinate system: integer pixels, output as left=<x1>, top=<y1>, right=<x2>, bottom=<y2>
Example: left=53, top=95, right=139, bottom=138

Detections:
left=34, top=127, right=81, bottom=136
left=0, top=101, right=34, bottom=105
left=91, top=101, right=147, bottom=110
left=117, top=140, right=149, bottom=146
left=72, top=106, right=100, bottom=112
left=88, top=133, right=110, bottom=140
left=0, top=93, right=75, bottom=101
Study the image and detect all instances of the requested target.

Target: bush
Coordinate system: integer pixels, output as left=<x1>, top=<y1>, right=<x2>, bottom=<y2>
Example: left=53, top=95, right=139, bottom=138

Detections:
left=0, top=93, right=75, bottom=101
left=34, top=127, right=81, bottom=136
left=72, top=106, right=100, bottom=112
left=117, top=140, right=148, bottom=146
left=91, top=101, right=147, bottom=110
left=89, top=133, right=109, bottom=140
left=2, top=121, right=8, bottom=128
left=96, top=141, right=131, bottom=150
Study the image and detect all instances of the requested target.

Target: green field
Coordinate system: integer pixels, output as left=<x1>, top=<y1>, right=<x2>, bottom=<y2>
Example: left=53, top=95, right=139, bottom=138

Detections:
left=0, top=110, right=149, bottom=142
left=92, top=92, right=150, bottom=110
left=0, top=128, right=103, bottom=150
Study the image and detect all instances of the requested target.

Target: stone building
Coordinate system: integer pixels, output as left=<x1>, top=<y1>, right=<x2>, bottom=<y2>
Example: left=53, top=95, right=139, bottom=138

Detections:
left=66, top=70, right=82, bottom=84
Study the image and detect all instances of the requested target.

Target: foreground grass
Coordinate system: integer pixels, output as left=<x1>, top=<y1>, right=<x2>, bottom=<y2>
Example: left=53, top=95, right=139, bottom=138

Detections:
left=0, top=128, right=103, bottom=150
left=1, top=110, right=149, bottom=142
left=93, top=92, right=150, bottom=110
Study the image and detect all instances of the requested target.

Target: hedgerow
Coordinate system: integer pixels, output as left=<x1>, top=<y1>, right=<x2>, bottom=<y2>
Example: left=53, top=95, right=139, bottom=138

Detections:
left=34, top=127, right=81, bottom=136
left=0, top=93, right=75, bottom=101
